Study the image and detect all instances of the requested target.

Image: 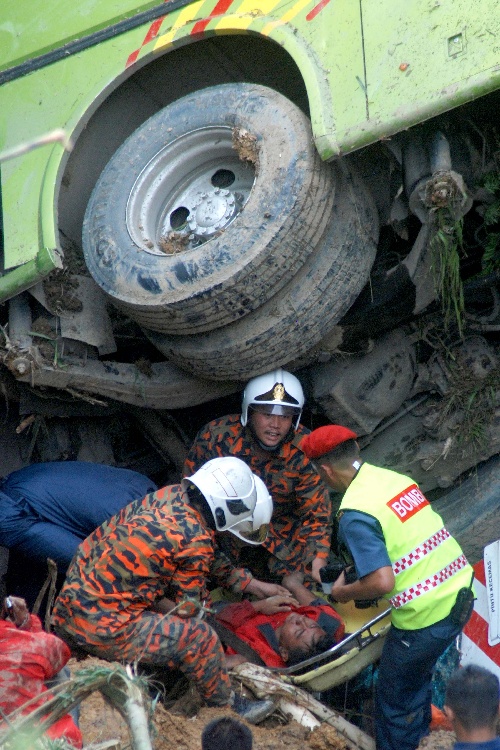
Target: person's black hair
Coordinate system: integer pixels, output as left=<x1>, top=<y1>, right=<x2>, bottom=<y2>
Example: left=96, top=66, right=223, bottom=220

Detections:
left=445, top=664, right=500, bottom=732
left=322, top=438, right=360, bottom=468
left=201, top=716, right=253, bottom=750
left=286, top=632, right=333, bottom=666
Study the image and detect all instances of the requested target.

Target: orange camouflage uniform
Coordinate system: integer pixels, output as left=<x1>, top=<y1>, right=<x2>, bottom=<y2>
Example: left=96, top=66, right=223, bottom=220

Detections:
left=52, top=485, right=253, bottom=705
left=183, top=414, right=332, bottom=578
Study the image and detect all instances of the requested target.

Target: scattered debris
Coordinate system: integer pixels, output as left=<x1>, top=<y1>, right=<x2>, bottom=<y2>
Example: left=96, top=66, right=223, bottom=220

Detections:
left=157, top=232, right=190, bottom=255
left=16, top=414, right=36, bottom=434
left=0, top=664, right=153, bottom=750
left=43, top=271, right=83, bottom=315
left=232, top=127, right=259, bottom=165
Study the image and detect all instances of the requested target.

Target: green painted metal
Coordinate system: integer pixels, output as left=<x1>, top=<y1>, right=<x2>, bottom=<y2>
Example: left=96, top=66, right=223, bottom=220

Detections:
left=0, top=246, right=61, bottom=303
left=0, top=0, right=499, bottom=301
left=0, top=23, right=151, bottom=269
left=0, top=1, right=165, bottom=71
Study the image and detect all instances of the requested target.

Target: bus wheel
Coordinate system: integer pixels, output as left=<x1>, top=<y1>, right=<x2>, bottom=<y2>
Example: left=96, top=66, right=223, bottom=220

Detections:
left=143, top=162, right=379, bottom=381
left=83, top=83, right=336, bottom=336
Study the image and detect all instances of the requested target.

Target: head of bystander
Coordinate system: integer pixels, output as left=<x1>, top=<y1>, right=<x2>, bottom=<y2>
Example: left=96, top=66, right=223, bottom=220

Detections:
left=444, top=664, right=500, bottom=746
left=201, top=716, right=253, bottom=750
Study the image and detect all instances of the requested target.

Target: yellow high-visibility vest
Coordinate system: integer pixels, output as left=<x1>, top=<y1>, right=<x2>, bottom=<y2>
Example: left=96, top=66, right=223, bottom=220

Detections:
left=338, top=463, right=473, bottom=629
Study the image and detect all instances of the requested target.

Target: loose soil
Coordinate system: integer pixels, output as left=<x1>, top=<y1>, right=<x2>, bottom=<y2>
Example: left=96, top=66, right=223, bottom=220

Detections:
left=73, top=657, right=456, bottom=750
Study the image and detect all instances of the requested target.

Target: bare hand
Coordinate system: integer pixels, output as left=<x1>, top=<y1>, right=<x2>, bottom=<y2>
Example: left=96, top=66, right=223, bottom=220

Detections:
left=331, top=565, right=394, bottom=603
left=281, top=571, right=318, bottom=606
left=245, top=579, right=292, bottom=599
left=331, top=571, right=352, bottom=603
left=311, top=556, right=327, bottom=583
left=253, top=594, right=300, bottom=615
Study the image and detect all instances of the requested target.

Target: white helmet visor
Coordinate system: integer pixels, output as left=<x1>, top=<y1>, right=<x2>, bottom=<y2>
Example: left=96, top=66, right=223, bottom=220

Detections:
left=241, top=370, right=304, bottom=429
left=250, top=403, right=301, bottom=418
left=229, top=474, right=273, bottom=545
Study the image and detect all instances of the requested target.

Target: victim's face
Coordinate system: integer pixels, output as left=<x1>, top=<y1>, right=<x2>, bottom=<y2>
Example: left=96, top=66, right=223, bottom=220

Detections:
left=276, top=612, right=327, bottom=659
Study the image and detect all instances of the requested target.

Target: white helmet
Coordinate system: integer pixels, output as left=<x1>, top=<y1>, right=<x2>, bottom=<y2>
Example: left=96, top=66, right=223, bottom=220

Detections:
left=241, top=368, right=304, bottom=430
left=229, top=475, right=273, bottom=545
left=183, top=457, right=271, bottom=544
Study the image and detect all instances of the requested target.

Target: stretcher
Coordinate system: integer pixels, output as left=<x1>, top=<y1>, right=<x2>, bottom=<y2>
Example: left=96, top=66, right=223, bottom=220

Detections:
left=271, top=599, right=392, bottom=692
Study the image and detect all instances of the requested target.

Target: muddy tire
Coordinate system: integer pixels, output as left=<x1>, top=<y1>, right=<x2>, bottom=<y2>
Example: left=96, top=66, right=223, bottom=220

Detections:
left=145, top=162, right=379, bottom=381
left=82, top=84, right=336, bottom=335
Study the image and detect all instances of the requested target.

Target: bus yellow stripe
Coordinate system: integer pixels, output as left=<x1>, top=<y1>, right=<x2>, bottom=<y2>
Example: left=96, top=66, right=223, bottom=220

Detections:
left=214, top=0, right=281, bottom=30
left=262, top=0, right=311, bottom=34
left=154, top=1, right=205, bottom=49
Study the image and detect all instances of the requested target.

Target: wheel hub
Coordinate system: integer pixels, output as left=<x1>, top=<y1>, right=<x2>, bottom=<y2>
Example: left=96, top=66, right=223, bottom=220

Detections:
left=188, top=188, right=238, bottom=238
left=125, top=126, right=254, bottom=256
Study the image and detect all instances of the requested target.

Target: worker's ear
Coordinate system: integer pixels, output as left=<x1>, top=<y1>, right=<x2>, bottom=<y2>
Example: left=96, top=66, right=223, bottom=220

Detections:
left=443, top=704, right=455, bottom=724
left=319, top=462, right=337, bottom=483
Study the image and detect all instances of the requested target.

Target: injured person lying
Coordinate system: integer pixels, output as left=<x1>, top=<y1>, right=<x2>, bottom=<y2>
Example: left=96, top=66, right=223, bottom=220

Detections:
left=213, top=571, right=345, bottom=668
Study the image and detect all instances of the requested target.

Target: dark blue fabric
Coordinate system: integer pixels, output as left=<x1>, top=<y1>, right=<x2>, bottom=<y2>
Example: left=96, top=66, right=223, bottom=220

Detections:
left=0, top=489, right=38, bottom=546
left=0, top=461, right=157, bottom=564
left=375, top=613, right=463, bottom=750
left=11, top=522, right=86, bottom=569
left=338, top=510, right=391, bottom=578
left=454, top=741, right=500, bottom=750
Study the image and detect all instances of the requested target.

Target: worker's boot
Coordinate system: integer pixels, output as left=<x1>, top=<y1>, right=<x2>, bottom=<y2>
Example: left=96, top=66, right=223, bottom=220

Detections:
left=229, top=691, right=275, bottom=724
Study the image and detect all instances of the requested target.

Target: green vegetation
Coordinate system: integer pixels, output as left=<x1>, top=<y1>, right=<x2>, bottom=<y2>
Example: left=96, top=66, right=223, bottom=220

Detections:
left=429, top=209, right=465, bottom=337
left=479, top=168, right=500, bottom=276
left=435, top=346, right=498, bottom=454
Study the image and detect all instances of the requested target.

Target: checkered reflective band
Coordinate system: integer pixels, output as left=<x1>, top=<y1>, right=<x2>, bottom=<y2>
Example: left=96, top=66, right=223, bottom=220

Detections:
left=392, top=527, right=451, bottom=575
left=390, top=554, right=469, bottom=609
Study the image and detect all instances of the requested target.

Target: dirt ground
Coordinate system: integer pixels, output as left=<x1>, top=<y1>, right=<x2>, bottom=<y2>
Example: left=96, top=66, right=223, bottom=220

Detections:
left=72, top=657, right=456, bottom=750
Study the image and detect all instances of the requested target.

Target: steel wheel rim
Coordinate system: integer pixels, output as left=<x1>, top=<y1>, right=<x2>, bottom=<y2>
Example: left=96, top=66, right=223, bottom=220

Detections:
left=126, top=126, right=255, bottom=257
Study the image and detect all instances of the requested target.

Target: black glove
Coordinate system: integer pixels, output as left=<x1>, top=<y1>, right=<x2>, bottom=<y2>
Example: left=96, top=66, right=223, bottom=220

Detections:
left=320, top=560, right=376, bottom=609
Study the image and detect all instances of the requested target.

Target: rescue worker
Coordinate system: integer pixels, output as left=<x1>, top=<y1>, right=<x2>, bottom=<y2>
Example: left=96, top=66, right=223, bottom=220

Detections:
left=215, top=571, right=345, bottom=668
left=52, top=457, right=287, bottom=724
left=0, top=461, right=157, bottom=607
left=301, top=424, right=475, bottom=750
left=0, top=595, right=82, bottom=747
left=184, top=369, right=331, bottom=584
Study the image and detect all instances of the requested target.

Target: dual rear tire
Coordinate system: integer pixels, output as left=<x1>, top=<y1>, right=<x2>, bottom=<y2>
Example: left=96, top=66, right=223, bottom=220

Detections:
left=83, top=83, right=378, bottom=380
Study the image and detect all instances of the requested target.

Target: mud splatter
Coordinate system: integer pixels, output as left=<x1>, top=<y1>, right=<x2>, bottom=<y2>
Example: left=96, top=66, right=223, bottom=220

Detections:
left=233, top=127, right=259, bottom=165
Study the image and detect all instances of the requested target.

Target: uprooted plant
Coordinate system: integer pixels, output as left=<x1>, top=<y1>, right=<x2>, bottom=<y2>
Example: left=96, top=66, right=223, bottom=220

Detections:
left=0, top=664, right=153, bottom=750
left=429, top=207, right=466, bottom=338
left=432, top=341, right=499, bottom=454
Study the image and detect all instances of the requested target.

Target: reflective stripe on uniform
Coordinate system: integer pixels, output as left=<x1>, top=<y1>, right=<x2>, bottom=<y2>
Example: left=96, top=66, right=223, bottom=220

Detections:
left=390, top=554, right=468, bottom=608
left=392, top=528, right=451, bottom=575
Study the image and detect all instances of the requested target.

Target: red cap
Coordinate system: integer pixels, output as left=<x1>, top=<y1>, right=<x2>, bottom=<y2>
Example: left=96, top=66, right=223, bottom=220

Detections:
left=302, top=425, right=358, bottom=459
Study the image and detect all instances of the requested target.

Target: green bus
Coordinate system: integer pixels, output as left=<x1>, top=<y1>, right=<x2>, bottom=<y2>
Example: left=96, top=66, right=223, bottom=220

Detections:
left=0, top=0, right=498, bottom=499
